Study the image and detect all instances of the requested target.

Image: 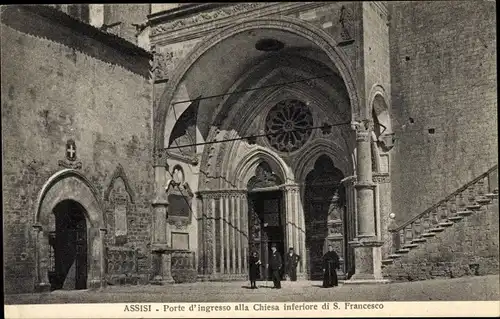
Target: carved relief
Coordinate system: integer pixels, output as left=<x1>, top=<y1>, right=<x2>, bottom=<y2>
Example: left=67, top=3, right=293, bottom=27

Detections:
left=339, top=5, right=355, bottom=43
left=151, top=3, right=264, bottom=36
left=247, top=161, right=283, bottom=190
left=327, top=191, right=343, bottom=221
left=153, top=51, right=174, bottom=81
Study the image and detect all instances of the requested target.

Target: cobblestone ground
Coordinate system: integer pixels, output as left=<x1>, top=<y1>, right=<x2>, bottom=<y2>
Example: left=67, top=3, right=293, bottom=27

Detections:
left=4, top=275, right=499, bottom=305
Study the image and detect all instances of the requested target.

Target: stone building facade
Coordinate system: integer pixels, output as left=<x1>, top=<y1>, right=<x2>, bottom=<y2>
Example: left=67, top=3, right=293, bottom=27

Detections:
left=1, top=2, right=497, bottom=293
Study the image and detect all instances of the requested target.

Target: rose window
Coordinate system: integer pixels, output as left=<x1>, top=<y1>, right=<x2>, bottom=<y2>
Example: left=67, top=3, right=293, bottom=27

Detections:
left=265, top=99, right=313, bottom=152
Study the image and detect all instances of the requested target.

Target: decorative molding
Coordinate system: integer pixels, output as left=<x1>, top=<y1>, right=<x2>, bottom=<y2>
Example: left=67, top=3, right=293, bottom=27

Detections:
left=149, top=2, right=328, bottom=45
left=163, top=149, right=199, bottom=166
left=57, top=160, right=82, bottom=170
left=148, top=4, right=225, bottom=25
left=373, top=173, right=390, bottom=184
left=151, top=3, right=264, bottom=36
left=103, top=164, right=136, bottom=204
left=196, top=189, right=247, bottom=198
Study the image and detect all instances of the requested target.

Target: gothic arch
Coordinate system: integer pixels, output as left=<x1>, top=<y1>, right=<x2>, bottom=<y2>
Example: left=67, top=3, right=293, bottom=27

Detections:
left=104, top=164, right=135, bottom=204
left=33, top=169, right=105, bottom=291
left=155, top=16, right=361, bottom=150
left=231, top=148, right=292, bottom=189
left=34, top=169, right=104, bottom=227
left=203, top=60, right=351, bottom=189
left=368, top=85, right=392, bottom=137
left=294, top=139, right=354, bottom=184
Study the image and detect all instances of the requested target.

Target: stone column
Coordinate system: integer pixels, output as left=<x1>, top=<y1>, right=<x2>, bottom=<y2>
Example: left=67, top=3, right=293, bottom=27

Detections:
left=284, top=186, right=294, bottom=250
left=283, top=184, right=306, bottom=279
left=240, top=192, right=249, bottom=275
left=298, top=188, right=307, bottom=277
left=210, top=195, right=217, bottom=277
left=236, top=194, right=242, bottom=274
left=150, top=160, right=174, bottom=285
left=197, top=192, right=217, bottom=279
left=224, top=195, right=230, bottom=274
left=219, top=195, right=225, bottom=274
left=34, top=225, right=51, bottom=292
left=345, top=125, right=388, bottom=284
left=231, top=195, right=237, bottom=275
left=99, top=228, right=107, bottom=289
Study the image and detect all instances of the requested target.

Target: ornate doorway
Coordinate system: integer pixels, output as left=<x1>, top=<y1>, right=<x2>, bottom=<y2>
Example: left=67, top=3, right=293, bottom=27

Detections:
left=49, top=200, right=88, bottom=290
left=247, top=161, right=285, bottom=280
left=304, top=155, right=347, bottom=280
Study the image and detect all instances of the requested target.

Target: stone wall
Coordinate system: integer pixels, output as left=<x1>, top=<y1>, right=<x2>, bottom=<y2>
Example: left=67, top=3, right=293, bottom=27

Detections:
left=389, top=1, right=498, bottom=223
left=1, top=6, right=153, bottom=293
left=383, top=200, right=499, bottom=281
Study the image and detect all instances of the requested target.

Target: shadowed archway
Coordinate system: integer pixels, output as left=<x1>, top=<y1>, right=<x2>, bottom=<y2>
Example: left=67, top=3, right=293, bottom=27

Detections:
left=304, top=155, right=348, bottom=280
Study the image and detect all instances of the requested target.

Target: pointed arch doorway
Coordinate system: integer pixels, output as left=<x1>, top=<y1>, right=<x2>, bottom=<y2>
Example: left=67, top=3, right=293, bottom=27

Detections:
left=247, top=161, right=285, bottom=280
left=49, top=200, right=88, bottom=290
left=304, top=155, right=353, bottom=280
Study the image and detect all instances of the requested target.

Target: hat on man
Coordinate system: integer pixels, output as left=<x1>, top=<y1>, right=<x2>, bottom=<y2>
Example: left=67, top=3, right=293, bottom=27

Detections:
left=289, top=247, right=294, bottom=251
left=271, top=243, right=277, bottom=248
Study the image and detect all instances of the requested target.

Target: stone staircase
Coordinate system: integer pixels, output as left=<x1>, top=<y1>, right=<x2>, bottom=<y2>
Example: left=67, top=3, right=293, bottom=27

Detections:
left=382, top=165, right=498, bottom=280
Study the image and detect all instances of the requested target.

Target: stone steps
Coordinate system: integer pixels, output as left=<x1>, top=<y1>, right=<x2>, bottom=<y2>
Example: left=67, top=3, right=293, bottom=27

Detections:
left=382, top=170, right=498, bottom=270
left=382, top=193, right=498, bottom=268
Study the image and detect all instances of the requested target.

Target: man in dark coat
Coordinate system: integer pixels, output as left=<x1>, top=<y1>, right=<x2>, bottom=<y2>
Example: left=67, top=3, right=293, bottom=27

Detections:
left=267, top=244, right=282, bottom=289
left=285, top=247, right=300, bottom=281
left=248, top=251, right=261, bottom=289
left=322, top=244, right=340, bottom=288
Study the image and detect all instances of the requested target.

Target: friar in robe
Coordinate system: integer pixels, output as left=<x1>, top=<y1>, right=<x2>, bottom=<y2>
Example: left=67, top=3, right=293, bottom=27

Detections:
left=267, top=244, right=282, bottom=289
left=248, top=251, right=262, bottom=289
left=284, top=247, right=300, bottom=281
left=322, top=244, right=340, bottom=288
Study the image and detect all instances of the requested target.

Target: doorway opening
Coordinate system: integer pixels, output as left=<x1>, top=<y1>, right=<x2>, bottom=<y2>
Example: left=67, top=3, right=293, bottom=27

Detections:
left=48, top=200, right=88, bottom=290
left=248, top=190, right=285, bottom=281
left=304, top=155, right=347, bottom=280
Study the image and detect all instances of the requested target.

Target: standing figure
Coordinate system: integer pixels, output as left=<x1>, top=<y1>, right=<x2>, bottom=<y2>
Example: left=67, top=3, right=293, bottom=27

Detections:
left=322, top=244, right=340, bottom=288
left=285, top=247, right=300, bottom=281
left=248, top=251, right=261, bottom=289
left=267, top=244, right=282, bottom=289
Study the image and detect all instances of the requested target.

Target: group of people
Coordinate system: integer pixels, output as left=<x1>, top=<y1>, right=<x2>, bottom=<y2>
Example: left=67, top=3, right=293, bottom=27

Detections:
left=249, top=244, right=340, bottom=289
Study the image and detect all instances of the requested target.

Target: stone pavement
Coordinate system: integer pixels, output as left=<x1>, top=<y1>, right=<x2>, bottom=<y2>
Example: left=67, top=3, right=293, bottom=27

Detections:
left=4, top=275, right=499, bottom=305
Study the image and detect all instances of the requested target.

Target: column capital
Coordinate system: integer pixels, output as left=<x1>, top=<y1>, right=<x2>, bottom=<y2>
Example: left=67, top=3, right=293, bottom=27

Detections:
left=153, top=149, right=169, bottom=168
left=356, top=129, right=371, bottom=142
left=281, top=183, right=300, bottom=192
left=350, top=119, right=373, bottom=131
